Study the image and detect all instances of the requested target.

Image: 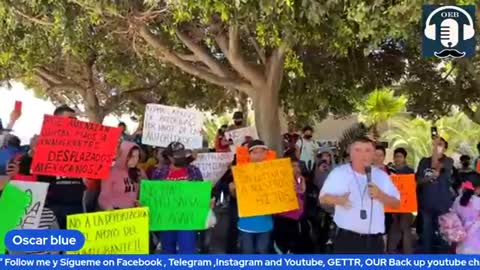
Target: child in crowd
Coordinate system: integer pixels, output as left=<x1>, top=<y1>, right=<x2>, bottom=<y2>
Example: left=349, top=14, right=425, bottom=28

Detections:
left=231, top=140, right=273, bottom=254
left=98, top=141, right=145, bottom=210
left=151, top=142, right=204, bottom=254
left=453, top=178, right=480, bottom=254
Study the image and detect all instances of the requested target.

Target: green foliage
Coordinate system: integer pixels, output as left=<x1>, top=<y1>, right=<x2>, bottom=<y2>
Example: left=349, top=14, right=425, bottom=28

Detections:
left=382, top=111, right=480, bottom=168
left=72, top=0, right=424, bottom=124
left=0, top=0, right=238, bottom=120
left=357, top=88, right=407, bottom=127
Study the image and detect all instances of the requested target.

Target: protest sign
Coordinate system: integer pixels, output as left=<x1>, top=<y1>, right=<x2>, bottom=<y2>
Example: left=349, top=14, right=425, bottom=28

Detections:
left=11, top=181, right=49, bottom=229
left=192, top=153, right=234, bottom=183
left=225, top=126, right=259, bottom=147
left=67, top=207, right=149, bottom=254
left=142, top=104, right=204, bottom=149
left=232, top=158, right=298, bottom=217
left=0, top=183, right=32, bottom=254
left=139, top=181, right=212, bottom=231
left=385, top=174, right=418, bottom=213
left=236, top=146, right=277, bottom=165
left=31, top=115, right=121, bottom=179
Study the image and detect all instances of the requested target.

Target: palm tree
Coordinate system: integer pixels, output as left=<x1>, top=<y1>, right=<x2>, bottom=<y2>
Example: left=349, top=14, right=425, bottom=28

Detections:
left=382, top=111, right=480, bottom=168
left=357, top=88, right=407, bottom=140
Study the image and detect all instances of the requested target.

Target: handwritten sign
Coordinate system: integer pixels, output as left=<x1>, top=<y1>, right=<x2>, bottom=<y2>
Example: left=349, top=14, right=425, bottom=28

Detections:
left=142, top=104, right=204, bottom=149
left=139, top=181, right=212, bottom=231
left=385, top=174, right=417, bottom=213
left=67, top=207, right=149, bottom=254
left=0, top=183, right=32, bottom=254
left=31, top=115, right=121, bottom=179
left=232, top=158, right=298, bottom=217
left=225, top=126, right=258, bottom=148
left=236, top=146, right=277, bottom=165
left=192, top=153, right=234, bottom=183
left=11, top=181, right=49, bottom=229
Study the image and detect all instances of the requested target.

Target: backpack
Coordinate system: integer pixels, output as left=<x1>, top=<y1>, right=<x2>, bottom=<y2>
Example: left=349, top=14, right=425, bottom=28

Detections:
left=438, top=211, right=467, bottom=243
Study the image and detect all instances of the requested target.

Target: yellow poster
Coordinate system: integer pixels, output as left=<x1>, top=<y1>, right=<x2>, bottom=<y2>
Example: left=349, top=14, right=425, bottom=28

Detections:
left=67, top=207, right=149, bottom=254
left=232, top=158, right=299, bottom=217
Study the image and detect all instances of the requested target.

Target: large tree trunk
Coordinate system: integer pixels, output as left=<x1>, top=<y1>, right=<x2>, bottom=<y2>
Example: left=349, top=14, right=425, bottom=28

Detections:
left=85, top=109, right=105, bottom=123
left=253, top=84, right=282, bottom=154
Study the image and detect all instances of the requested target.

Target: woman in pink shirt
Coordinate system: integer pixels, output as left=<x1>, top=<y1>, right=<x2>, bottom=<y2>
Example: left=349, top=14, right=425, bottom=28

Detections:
left=98, top=141, right=146, bottom=210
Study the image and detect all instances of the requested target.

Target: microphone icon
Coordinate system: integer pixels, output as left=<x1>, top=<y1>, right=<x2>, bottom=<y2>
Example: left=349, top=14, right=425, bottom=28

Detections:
left=439, top=18, right=459, bottom=48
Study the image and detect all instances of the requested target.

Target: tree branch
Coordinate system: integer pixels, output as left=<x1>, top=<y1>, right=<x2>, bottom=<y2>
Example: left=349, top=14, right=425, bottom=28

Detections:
left=34, top=67, right=64, bottom=85
left=45, top=83, right=87, bottom=97
left=175, top=27, right=231, bottom=78
left=103, top=80, right=161, bottom=114
left=266, top=44, right=288, bottom=91
left=249, top=37, right=266, bottom=65
left=227, top=24, right=265, bottom=86
left=177, top=53, right=198, bottom=62
left=214, top=33, right=229, bottom=56
left=138, top=24, right=253, bottom=95
left=11, top=7, right=53, bottom=26
left=34, top=67, right=87, bottom=97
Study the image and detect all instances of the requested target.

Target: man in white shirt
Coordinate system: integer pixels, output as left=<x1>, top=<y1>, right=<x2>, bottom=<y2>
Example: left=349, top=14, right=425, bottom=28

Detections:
left=319, top=136, right=400, bottom=254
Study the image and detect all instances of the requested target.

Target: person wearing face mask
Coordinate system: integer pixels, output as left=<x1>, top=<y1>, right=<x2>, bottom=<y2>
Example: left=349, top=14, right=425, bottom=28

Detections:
left=416, top=136, right=455, bottom=254
left=151, top=142, right=204, bottom=254
left=453, top=155, right=476, bottom=195
left=98, top=141, right=146, bottom=210
left=227, top=111, right=246, bottom=132
left=296, top=126, right=319, bottom=175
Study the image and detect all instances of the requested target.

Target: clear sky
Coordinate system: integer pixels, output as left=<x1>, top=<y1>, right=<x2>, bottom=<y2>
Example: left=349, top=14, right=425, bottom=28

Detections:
left=0, top=82, right=139, bottom=144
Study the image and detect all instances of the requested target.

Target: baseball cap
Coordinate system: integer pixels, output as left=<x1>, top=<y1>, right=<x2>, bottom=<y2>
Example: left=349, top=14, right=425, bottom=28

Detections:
left=248, top=140, right=268, bottom=152
left=165, top=141, right=187, bottom=159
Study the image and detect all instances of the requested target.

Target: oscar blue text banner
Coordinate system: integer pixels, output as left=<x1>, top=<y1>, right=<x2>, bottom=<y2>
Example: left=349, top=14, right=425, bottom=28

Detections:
left=0, top=255, right=480, bottom=270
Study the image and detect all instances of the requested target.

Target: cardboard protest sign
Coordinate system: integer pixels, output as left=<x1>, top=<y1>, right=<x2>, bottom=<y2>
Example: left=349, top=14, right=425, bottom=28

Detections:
left=31, top=115, right=121, bottom=179
left=385, top=174, right=417, bottom=213
left=139, top=181, right=212, bottom=231
left=232, top=158, right=298, bottom=217
left=0, top=183, right=32, bottom=254
left=236, top=146, right=277, bottom=165
left=192, top=153, right=234, bottom=183
left=67, top=207, right=149, bottom=254
left=225, top=126, right=259, bottom=148
left=142, top=104, right=204, bottom=149
left=11, top=181, right=49, bottom=229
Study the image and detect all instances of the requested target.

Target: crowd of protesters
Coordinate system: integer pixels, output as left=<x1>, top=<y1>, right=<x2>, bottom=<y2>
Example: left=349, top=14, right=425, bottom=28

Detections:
left=0, top=105, right=479, bottom=254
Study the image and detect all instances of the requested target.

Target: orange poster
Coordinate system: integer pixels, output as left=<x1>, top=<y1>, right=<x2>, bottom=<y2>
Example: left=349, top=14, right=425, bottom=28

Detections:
left=385, top=174, right=417, bottom=213
left=232, top=158, right=298, bottom=217
left=235, top=146, right=276, bottom=165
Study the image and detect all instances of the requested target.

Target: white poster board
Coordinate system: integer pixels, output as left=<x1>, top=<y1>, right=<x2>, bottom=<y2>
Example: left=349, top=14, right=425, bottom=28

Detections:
left=11, top=181, right=49, bottom=229
left=142, top=104, right=204, bottom=149
left=225, top=126, right=259, bottom=146
left=192, top=153, right=235, bottom=184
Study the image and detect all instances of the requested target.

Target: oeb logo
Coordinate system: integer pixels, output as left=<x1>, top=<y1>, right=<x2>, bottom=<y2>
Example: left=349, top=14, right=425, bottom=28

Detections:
left=422, top=5, right=476, bottom=59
